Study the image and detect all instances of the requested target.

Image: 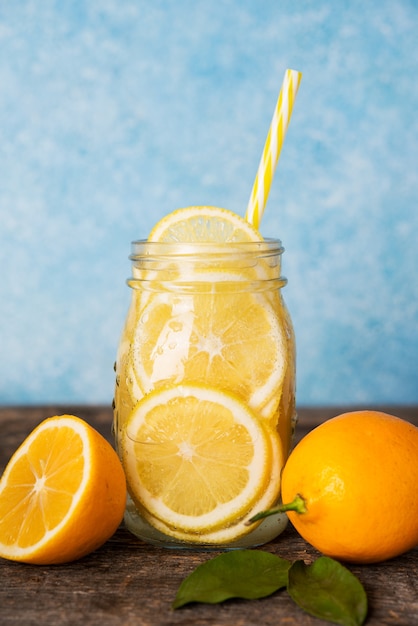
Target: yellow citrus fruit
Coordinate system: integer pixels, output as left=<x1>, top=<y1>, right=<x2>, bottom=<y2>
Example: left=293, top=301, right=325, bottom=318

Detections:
left=254, top=410, right=418, bottom=563
left=148, top=205, right=263, bottom=243
left=121, top=384, right=272, bottom=537
left=0, top=415, right=127, bottom=564
left=113, top=336, right=142, bottom=437
left=130, top=275, right=286, bottom=414
left=142, top=429, right=285, bottom=544
left=131, top=206, right=271, bottom=294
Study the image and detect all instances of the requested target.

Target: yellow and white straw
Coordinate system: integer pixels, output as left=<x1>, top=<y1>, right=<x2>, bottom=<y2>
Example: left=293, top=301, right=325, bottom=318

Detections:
left=245, top=69, right=302, bottom=229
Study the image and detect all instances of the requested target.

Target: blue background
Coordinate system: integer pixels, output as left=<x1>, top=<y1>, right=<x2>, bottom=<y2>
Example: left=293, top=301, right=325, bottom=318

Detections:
left=1, top=1, right=417, bottom=406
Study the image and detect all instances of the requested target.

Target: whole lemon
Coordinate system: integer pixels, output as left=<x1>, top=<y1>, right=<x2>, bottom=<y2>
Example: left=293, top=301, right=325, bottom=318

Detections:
left=251, top=410, right=418, bottom=563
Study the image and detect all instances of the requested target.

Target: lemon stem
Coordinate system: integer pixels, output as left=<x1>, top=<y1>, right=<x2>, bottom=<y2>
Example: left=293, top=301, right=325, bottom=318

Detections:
left=246, top=494, right=307, bottom=525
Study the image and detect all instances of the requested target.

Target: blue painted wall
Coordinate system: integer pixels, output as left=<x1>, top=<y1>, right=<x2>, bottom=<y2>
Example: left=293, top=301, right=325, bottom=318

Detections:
left=1, top=1, right=417, bottom=406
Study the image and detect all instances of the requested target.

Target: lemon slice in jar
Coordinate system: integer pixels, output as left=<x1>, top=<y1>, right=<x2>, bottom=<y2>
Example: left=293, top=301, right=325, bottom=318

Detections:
left=131, top=205, right=272, bottom=289
left=140, top=429, right=285, bottom=544
left=121, top=384, right=272, bottom=534
left=147, top=205, right=263, bottom=242
left=130, top=275, right=286, bottom=414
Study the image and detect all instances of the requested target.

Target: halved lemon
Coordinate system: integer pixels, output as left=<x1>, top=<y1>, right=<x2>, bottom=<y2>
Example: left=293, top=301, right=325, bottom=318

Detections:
left=121, top=384, right=272, bottom=534
left=0, top=415, right=126, bottom=564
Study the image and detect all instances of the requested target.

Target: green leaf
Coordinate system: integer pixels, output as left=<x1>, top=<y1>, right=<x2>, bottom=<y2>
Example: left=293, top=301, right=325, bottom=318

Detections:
left=172, top=549, right=291, bottom=609
left=287, top=557, right=368, bottom=626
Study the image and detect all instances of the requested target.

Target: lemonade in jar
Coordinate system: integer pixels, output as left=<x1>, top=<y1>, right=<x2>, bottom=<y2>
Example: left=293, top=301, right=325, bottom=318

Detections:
left=113, top=206, right=296, bottom=548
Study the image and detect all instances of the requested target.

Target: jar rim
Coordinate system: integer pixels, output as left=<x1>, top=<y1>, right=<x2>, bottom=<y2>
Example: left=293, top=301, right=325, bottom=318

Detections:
left=130, top=238, right=284, bottom=259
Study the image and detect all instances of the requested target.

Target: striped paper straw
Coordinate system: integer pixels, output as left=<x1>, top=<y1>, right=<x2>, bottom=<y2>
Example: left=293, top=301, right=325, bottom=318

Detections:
left=245, top=69, right=302, bottom=229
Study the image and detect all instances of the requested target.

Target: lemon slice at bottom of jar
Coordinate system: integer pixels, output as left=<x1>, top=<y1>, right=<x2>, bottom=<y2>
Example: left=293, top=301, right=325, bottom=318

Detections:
left=140, top=429, right=284, bottom=544
left=121, top=384, right=272, bottom=534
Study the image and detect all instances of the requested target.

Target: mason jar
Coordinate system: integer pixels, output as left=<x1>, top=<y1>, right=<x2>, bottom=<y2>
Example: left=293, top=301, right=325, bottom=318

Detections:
left=113, top=239, right=296, bottom=548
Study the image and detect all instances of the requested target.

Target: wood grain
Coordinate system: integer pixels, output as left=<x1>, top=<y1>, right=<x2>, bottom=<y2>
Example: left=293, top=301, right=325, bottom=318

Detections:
left=1, top=405, right=417, bottom=626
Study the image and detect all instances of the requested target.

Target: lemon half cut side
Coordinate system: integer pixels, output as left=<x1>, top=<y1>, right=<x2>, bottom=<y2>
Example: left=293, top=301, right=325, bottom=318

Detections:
left=0, top=415, right=126, bottom=564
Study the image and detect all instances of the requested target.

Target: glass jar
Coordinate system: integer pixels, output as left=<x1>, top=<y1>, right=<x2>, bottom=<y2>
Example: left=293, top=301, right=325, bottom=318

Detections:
left=113, top=239, right=296, bottom=548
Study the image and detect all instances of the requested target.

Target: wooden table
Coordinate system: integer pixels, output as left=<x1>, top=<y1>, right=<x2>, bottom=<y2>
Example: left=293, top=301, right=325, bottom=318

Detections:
left=1, top=405, right=417, bottom=625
